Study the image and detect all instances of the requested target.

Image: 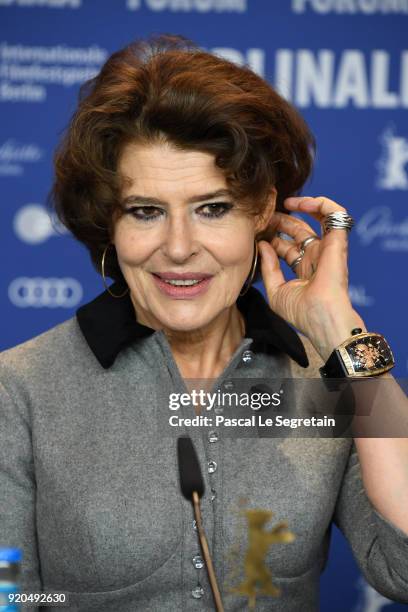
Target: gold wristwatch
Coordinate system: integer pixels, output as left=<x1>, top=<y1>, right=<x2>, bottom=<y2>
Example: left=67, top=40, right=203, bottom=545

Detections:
left=319, top=329, right=395, bottom=380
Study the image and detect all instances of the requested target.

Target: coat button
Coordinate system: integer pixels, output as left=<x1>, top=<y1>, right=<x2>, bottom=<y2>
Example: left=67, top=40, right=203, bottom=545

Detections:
left=192, top=585, right=204, bottom=599
left=223, top=380, right=234, bottom=390
left=210, top=488, right=217, bottom=502
left=208, top=430, right=219, bottom=443
left=192, top=554, right=205, bottom=569
left=242, top=349, right=254, bottom=364
left=208, top=460, right=217, bottom=474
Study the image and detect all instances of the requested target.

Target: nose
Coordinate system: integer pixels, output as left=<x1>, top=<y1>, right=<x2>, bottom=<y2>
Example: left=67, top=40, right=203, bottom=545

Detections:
left=161, top=214, right=198, bottom=263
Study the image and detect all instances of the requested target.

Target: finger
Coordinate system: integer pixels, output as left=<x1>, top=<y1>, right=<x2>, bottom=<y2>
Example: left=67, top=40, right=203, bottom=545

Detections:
left=273, top=213, right=320, bottom=262
left=274, top=212, right=318, bottom=247
left=284, top=196, right=350, bottom=281
left=258, top=240, right=286, bottom=296
left=273, top=214, right=321, bottom=274
left=271, top=235, right=300, bottom=266
left=314, top=236, right=349, bottom=289
left=283, top=196, right=347, bottom=222
left=272, top=235, right=316, bottom=279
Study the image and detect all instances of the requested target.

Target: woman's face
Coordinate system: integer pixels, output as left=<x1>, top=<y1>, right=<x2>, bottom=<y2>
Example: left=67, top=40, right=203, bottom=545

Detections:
left=113, top=141, right=275, bottom=333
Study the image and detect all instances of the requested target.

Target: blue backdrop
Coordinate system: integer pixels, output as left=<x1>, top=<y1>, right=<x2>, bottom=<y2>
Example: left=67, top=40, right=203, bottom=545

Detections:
left=1, top=2, right=407, bottom=611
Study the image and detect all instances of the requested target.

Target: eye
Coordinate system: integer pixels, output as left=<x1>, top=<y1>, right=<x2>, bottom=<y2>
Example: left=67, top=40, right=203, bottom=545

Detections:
left=125, top=206, right=163, bottom=222
left=198, top=202, right=233, bottom=218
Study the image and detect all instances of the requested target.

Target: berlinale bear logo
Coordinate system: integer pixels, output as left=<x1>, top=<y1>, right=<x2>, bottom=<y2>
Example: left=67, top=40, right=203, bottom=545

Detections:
left=377, top=126, right=408, bottom=190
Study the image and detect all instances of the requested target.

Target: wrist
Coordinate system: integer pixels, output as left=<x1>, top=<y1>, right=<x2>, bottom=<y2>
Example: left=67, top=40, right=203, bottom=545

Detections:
left=307, top=306, right=367, bottom=362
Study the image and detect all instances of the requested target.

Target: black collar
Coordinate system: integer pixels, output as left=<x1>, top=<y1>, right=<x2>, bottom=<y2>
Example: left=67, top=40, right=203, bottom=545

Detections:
left=76, top=282, right=308, bottom=370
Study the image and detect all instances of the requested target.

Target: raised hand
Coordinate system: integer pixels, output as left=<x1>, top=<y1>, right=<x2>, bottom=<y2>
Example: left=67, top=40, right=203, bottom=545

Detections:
left=258, top=196, right=366, bottom=361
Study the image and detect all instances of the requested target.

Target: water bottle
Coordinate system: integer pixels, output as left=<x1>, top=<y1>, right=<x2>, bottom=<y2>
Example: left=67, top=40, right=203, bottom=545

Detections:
left=0, top=548, right=22, bottom=612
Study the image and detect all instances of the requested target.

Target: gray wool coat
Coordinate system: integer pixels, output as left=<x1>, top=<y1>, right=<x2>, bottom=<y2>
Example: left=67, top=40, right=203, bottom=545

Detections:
left=1, top=285, right=408, bottom=611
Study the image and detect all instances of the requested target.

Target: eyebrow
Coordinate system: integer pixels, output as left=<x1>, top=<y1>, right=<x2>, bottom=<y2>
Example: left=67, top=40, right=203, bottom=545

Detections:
left=121, top=189, right=233, bottom=207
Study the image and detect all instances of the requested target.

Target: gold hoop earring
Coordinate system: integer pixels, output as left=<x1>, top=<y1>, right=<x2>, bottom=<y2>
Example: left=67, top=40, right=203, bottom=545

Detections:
left=239, top=240, right=258, bottom=296
left=101, top=244, right=129, bottom=298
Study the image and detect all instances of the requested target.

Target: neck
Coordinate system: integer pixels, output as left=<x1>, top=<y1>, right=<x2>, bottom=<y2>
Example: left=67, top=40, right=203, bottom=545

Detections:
left=131, top=295, right=245, bottom=380
left=164, top=305, right=246, bottom=380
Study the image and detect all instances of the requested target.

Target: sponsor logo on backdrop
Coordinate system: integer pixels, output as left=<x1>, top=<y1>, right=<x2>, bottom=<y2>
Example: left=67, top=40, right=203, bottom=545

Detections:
left=292, top=0, right=408, bottom=14
left=0, top=0, right=81, bottom=7
left=13, top=204, right=68, bottom=244
left=0, top=42, right=107, bottom=102
left=349, top=285, right=374, bottom=307
left=0, top=139, right=43, bottom=176
left=126, top=0, right=246, bottom=11
left=275, top=49, right=408, bottom=108
left=356, top=206, right=408, bottom=251
left=353, top=578, right=393, bottom=612
left=377, top=125, right=408, bottom=189
left=8, top=277, right=83, bottom=308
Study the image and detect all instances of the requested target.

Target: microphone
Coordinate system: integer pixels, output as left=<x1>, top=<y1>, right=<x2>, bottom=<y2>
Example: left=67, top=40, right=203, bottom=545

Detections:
left=177, top=436, right=224, bottom=612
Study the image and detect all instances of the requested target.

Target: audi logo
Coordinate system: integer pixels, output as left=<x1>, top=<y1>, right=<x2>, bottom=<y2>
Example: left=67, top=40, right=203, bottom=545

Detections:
left=8, top=277, right=83, bottom=308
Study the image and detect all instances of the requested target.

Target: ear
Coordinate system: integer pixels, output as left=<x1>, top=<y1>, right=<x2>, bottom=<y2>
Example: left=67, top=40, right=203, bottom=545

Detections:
left=254, top=188, right=277, bottom=237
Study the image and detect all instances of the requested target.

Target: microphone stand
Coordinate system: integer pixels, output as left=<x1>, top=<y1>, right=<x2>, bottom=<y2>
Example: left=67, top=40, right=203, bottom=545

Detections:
left=192, top=491, right=224, bottom=612
left=177, top=435, right=225, bottom=612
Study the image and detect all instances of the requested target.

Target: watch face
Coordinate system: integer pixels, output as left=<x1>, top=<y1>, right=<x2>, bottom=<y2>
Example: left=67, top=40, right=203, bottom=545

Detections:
left=344, top=335, right=394, bottom=374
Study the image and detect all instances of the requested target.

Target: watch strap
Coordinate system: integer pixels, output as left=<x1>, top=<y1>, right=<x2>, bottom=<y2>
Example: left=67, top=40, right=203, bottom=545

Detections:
left=320, top=349, right=346, bottom=379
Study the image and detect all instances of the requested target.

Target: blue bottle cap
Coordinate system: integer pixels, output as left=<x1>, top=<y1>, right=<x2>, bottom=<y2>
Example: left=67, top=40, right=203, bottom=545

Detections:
left=0, top=548, right=22, bottom=563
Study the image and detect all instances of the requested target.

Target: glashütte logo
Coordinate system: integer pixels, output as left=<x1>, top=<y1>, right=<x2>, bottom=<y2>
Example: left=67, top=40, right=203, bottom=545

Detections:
left=377, top=126, right=408, bottom=190
left=0, top=139, right=43, bottom=176
left=8, top=277, right=83, bottom=308
left=356, top=206, right=408, bottom=251
left=13, top=204, right=68, bottom=244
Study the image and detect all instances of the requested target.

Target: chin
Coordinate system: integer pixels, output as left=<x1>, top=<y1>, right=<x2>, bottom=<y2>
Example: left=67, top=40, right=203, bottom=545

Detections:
left=160, top=315, right=210, bottom=334
left=152, top=303, right=214, bottom=332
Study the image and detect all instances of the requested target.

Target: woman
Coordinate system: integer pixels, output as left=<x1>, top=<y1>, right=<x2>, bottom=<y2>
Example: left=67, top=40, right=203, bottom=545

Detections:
left=0, top=34, right=407, bottom=612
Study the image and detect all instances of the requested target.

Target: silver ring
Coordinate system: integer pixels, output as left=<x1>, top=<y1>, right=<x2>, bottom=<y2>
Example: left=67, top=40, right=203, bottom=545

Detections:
left=289, top=253, right=304, bottom=272
left=322, top=211, right=355, bottom=234
left=299, top=235, right=319, bottom=255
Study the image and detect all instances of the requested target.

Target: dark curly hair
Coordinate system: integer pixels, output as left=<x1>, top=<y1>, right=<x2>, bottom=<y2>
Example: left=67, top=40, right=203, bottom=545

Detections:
left=50, top=33, right=315, bottom=282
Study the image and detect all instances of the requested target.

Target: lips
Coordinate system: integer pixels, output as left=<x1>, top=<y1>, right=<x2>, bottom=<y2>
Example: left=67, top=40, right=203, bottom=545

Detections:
left=153, top=272, right=213, bottom=281
left=151, top=272, right=213, bottom=298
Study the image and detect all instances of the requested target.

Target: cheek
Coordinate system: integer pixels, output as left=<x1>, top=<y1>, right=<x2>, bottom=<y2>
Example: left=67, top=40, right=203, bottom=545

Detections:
left=207, top=227, right=254, bottom=269
left=113, top=224, right=153, bottom=266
